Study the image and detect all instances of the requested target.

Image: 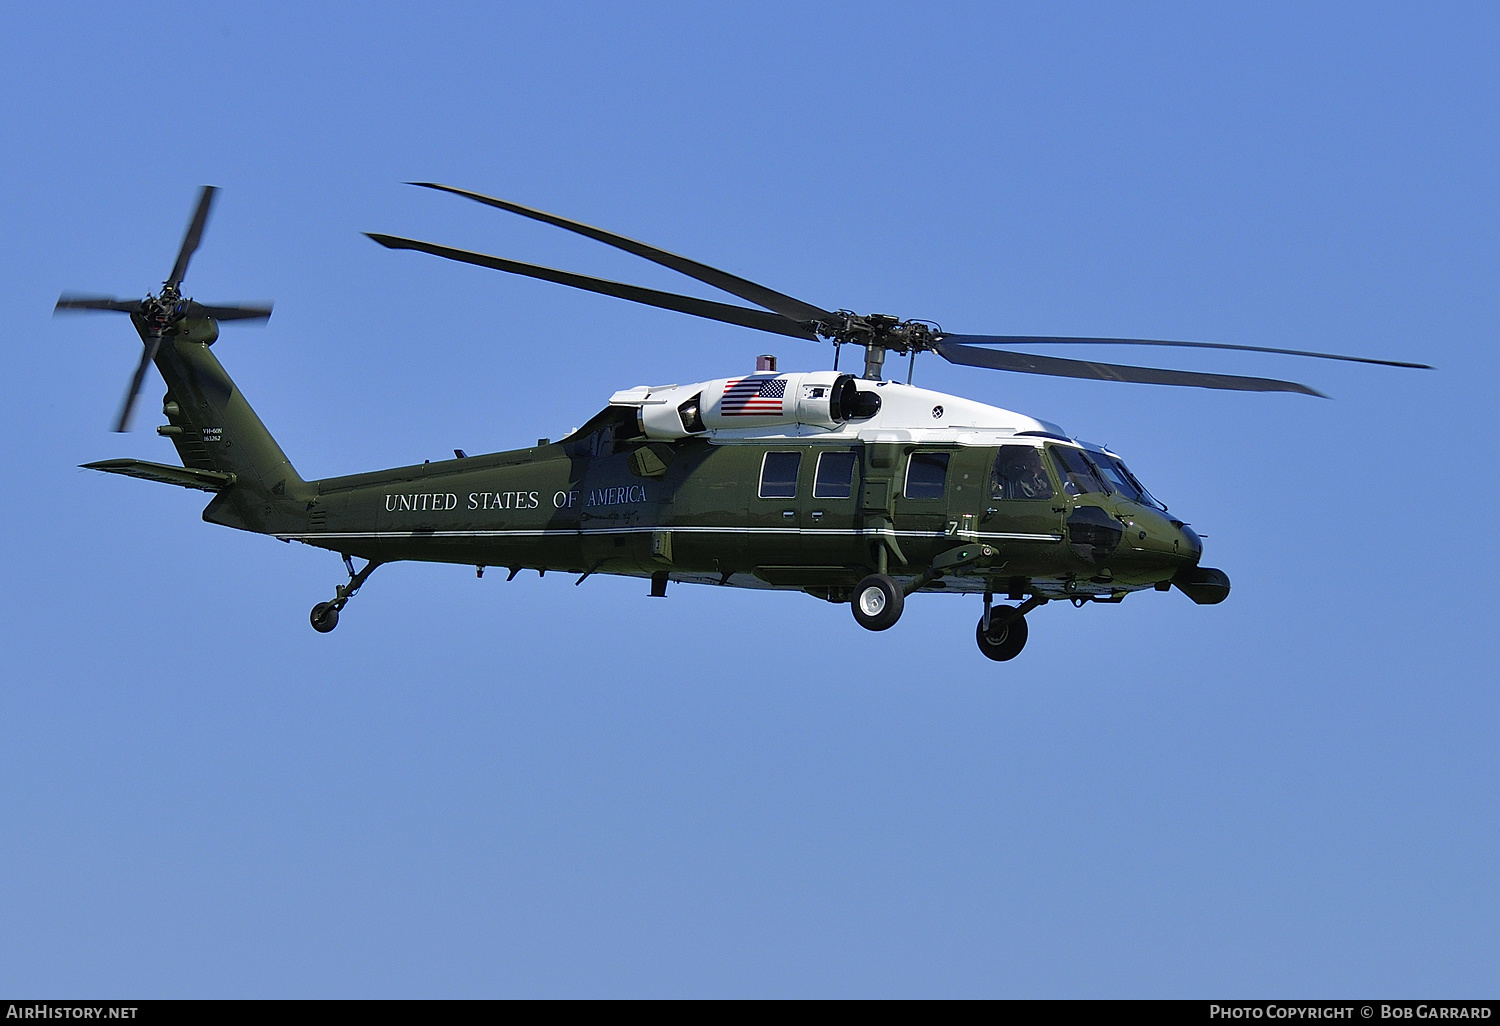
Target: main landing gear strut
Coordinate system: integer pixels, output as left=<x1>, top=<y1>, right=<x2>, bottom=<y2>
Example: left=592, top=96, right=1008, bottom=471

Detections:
left=310, top=555, right=383, bottom=633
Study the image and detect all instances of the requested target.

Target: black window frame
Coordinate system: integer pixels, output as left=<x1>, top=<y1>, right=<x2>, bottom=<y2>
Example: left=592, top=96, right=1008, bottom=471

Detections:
left=812, top=450, right=857, bottom=500
left=1048, top=445, right=1110, bottom=498
left=989, top=444, right=1056, bottom=501
left=758, top=450, right=803, bottom=499
left=1089, top=452, right=1146, bottom=503
left=903, top=450, right=951, bottom=500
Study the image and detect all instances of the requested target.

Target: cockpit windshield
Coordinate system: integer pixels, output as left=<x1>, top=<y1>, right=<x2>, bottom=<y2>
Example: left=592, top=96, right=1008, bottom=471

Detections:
left=1048, top=445, right=1109, bottom=497
left=1091, top=455, right=1141, bottom=501
left=1093, top=453, right=1167, bottom=511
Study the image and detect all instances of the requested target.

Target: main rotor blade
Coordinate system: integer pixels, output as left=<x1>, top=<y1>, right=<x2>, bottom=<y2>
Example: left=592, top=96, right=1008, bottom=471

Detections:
left=942, top=333, right=1432, bottom=370
left=114, top=332, right=164, bottom=432
left=408, top=183, right=837, bottom=324
left=168, top=185, right=218, bottom=288
left=55, top=294, right=140, bottom=314
left=935, top=339, right=1326, bottom=396
left=185, top=301, right=273, bottom=322
left=367, top=233, right=818, bottom=340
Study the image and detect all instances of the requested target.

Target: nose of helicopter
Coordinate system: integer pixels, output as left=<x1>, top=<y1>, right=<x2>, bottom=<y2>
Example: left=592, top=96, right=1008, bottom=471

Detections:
left=1122, top=507, right=1201, bottom=564
left=1164, top=519, right=1231, bottom=604
left=1177, top=522, right=1203, bottom=562
left=1119, top=508, right=1226, bottom=601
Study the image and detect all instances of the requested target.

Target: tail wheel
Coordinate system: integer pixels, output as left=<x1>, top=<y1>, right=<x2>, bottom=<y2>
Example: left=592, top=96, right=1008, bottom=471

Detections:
left=310, top=602, right=340, bottom=633
left=976, top=606, right=1028, bottom=661
left=851, top=574, right=904, bottom=631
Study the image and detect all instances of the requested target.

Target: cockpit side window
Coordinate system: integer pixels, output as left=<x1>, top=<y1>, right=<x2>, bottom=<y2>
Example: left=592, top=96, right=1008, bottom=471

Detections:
left=1048, top=445, right=1109, bottom=497
left=990, top=445, right=1054, bottom=500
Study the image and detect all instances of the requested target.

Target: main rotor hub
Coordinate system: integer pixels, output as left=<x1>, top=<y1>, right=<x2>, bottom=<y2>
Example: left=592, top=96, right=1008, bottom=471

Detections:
left=818, top=311, right=939, bottom=354
left=815, top=312, right=942, bottom=378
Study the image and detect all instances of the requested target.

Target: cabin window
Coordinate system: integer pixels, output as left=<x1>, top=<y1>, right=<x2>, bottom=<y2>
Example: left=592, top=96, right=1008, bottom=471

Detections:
left=813, top=451, right=857, bottom=499
left=1049, top=445, right=1109, bottom=497
left=904, top=451, right=950, bottom=499
left=759, top=451, right=802, bottom=499
left=990, top=445, right=1054, bottom=500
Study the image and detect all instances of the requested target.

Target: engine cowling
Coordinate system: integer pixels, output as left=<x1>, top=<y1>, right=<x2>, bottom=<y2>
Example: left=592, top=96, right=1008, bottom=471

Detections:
left=617, top=371, right=862, bottom=440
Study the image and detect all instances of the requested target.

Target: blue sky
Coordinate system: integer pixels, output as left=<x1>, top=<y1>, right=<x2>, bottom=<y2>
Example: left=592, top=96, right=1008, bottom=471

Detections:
left=1, top=1, right=1495, bottom=997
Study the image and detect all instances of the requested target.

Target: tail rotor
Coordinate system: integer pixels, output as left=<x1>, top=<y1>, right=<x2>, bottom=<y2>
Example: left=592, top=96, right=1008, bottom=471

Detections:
left=54, top=186, right=273, bottom=431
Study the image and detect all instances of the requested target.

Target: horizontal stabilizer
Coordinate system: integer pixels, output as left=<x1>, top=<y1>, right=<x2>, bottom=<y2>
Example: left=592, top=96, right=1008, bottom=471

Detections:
left=82, top=459, right=236, bottom=492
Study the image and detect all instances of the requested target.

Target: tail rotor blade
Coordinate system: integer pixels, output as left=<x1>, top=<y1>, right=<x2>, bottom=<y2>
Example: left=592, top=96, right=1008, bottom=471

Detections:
left=186, top=301, right=273, bottom=322
left=55, top=294, right=140, bottom=314
left=113, top=333, right=164, bottom=432
left=168, top=186, right=218, bottom=288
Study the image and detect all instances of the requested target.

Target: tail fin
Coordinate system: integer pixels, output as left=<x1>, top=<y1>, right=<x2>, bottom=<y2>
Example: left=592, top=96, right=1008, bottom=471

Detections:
left=140, top=318, right=308, bottom=534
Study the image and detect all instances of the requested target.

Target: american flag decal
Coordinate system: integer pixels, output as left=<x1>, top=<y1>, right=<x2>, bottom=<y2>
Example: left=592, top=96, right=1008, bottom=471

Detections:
left=720, top=375, right=787, bottom=416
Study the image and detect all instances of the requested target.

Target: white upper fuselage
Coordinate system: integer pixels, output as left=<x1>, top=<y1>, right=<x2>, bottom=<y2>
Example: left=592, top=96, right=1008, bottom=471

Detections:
left=608, top=371, right=1070, bottom=447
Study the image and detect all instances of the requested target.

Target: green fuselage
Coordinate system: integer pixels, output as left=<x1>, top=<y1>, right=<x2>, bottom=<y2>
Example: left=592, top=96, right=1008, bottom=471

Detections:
left=272, top=418, right=1200, bottom=601
left=108, top=331, right=1203, bottom=605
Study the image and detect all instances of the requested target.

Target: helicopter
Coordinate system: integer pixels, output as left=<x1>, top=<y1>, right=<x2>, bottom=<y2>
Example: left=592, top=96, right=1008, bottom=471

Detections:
left=56, top=186, right=1429, bottom=661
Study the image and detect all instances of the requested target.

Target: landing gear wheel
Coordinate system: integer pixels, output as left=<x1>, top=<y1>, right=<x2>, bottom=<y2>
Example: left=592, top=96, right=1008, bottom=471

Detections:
left=310, top=602, right=340, bottom=633
left=309, top=557, right=382, bottom=634
left=976, top=606, right=1028, bottom=661
left=852, top=574, right=904, bottom=631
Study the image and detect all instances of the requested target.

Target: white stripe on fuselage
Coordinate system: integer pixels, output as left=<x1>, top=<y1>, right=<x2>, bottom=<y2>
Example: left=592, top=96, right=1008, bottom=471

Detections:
left=274, top=525, right=1063, bottom=542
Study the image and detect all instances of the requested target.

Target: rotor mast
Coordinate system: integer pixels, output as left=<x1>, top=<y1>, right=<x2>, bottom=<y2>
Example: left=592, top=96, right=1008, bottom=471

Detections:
left=816, top=312, right=937, bottom=381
